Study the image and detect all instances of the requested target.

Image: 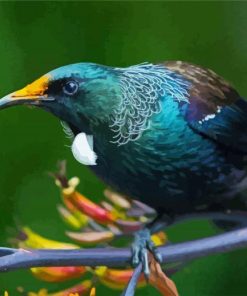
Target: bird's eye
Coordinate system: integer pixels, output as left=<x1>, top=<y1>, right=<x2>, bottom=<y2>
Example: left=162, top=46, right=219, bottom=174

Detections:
left=63, top=81, right=79, bottom=96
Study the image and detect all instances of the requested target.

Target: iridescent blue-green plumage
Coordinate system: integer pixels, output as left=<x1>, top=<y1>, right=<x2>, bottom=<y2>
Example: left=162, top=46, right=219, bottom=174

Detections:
left=2, top=61, right=247, bottom=218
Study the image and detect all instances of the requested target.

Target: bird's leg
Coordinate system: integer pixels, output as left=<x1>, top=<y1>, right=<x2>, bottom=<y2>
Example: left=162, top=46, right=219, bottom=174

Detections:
left=131, top=213, right=172, bottom=277
left=131, top=228, right=159, bottom=277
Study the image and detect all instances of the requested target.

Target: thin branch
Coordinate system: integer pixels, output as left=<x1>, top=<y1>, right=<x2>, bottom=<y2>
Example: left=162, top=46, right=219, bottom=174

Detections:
left=1, top=226, right=247, bottom=272
left=120, top=263, right=143, bottom=296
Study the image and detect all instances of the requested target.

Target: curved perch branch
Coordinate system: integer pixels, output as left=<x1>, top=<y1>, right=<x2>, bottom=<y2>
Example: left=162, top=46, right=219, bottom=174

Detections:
left=1, top=226, right=247, bottom=272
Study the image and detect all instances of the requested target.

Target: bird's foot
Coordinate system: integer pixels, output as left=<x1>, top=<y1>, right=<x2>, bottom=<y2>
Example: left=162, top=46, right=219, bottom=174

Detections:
left=131, top=228, right=162, bottom=277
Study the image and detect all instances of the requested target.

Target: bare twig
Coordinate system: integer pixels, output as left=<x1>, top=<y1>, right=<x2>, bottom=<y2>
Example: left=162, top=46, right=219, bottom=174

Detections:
left=120, top=263, right=143, bottom=296
left=1, top=226, right=247, bottom=272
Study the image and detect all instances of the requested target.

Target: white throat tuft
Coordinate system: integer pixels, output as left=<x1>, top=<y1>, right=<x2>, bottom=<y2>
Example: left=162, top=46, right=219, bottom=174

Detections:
left=71, top=132, right=97, bottom=166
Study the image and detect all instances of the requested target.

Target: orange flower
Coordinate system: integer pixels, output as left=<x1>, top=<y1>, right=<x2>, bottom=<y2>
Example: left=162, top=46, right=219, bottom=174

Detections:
left=49, top=280, right=92, bottom=296
left=66, top=230, right=114, bottom=246
left=62, top=184, right=117, bottom=224
left=94, top=267, right=146, bottom=290
left=14, top=162, right=172, bottom=295
left=31, top=266, right=86, bottom=282
left=18, top=227, right=79, bottom=250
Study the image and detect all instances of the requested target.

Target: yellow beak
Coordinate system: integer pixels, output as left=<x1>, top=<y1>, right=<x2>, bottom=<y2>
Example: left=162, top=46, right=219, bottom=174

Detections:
left=0, top=74, right=52, bottom=110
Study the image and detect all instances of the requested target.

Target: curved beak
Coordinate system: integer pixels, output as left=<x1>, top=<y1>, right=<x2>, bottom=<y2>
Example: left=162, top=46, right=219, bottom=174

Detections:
left=0, top=74, right=53, bottom=110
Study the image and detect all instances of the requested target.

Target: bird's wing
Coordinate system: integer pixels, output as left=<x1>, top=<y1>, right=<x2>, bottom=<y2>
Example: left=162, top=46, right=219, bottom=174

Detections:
left=164, top=61, right=247, bottom=154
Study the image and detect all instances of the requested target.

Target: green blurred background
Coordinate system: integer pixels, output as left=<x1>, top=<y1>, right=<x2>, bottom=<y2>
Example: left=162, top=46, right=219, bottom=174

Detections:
left=0, top=1, right=247, bottom=295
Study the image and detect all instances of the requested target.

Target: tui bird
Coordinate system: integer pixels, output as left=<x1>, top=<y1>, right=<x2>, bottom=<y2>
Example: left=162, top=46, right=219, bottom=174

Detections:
left=1, top=61, right=247, bottom=274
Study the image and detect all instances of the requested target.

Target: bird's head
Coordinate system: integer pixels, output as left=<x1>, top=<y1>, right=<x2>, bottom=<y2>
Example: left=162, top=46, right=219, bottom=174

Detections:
left=0, top=63, right=121, bottom=165
left=0, top=63, right=120, bottom=128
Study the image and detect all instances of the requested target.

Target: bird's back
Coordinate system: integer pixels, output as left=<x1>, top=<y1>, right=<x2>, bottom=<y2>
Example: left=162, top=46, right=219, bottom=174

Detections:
left=91, top=61, right=247, bottom=215
left=163, top=61, right=247, bottom=154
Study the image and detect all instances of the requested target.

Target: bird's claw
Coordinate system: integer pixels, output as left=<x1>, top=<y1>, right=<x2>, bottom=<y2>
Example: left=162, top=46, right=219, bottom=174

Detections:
left=131, top=228, right=162, bottom=278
